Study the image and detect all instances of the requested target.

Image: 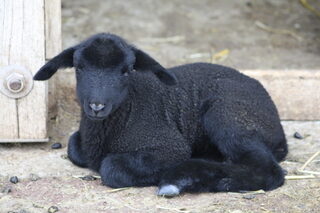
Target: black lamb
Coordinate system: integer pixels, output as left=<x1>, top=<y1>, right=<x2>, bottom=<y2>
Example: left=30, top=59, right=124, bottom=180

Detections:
left=34, top=33, right=288, bottom=196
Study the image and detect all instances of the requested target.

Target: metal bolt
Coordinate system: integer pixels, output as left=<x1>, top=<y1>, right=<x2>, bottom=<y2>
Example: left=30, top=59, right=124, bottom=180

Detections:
left=6, top=73, right=25, bottom=93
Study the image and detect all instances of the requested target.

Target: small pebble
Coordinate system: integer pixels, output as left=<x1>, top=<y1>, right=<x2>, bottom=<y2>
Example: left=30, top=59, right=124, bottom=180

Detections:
left=242, top=194, right=255, bottom=200
left=51, top=142, right=62, bottom=149
left=246, top=2, right=252, bottom=7
left=1, top=185, right=12, bottom=194
left=60, top=154, right=69, bottom=160
left=48, top=206, right=59, bottom=213
left=294, top=23, right=301, bottom=29
left=80, top=175, right=97, bottom=181
left=30, top=173, right=41, bottom=181
left=10, top=176, right=19, bottom=184
left=33, top=203, right=44, bottom=208
left=294, top=132, right=303, bottom=139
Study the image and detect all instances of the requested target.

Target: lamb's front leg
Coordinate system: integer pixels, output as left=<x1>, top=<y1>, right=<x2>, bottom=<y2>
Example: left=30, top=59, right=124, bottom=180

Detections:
left=67, top=131, right=88, bottom=168
left=100, top=134, right=191, bottom=188
left=99, top=152, right=165, bottom=188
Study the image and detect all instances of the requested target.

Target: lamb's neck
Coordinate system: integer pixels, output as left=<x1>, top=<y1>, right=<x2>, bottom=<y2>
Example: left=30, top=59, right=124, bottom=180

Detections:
left=107, top=98, right=133, bottom=127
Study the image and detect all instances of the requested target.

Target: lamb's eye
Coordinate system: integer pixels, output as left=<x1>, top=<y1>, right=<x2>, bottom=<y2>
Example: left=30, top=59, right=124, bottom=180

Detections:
left=121, top=66, right=129, bottom=76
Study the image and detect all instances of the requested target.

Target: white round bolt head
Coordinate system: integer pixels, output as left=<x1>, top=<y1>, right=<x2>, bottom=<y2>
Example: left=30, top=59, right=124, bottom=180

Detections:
left=6, top=73, right=25, bottom=93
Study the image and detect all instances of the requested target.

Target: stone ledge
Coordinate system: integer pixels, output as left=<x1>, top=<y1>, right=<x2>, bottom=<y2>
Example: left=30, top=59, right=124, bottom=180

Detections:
left=52, top=69, right=320, bottom=121
left=242, top=70, right=320, bottom=120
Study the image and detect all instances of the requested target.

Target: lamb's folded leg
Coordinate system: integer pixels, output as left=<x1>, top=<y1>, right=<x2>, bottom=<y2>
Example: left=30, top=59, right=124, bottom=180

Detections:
left=99, top=134, right=191, bottom=189
left=158, top=156, right=284, bottom=197
left=99, top=152, right=165, bottom=188
left=67, top=131, right=88, bottom=168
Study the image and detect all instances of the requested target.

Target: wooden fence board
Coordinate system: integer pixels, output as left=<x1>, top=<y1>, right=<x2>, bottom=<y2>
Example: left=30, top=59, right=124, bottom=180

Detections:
left=0, top=0, right=19, bottom=139
left=16, top=0, right=47, bottom=139
left=0, top=0, right=48, bottom=140
left=45, top=0, right=62, bottom=59
left=45, top=0, right=62, bottom=112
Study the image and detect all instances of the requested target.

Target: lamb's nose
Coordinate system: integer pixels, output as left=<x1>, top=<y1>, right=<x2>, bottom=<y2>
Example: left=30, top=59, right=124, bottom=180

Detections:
left=89, top=103, right=105, bottom=112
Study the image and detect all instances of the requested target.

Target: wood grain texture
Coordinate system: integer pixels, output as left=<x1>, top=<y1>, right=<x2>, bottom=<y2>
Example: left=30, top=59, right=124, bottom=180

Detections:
left=16, top=0, right=47, bottom=139
left=45, top=0, right=61, bottom=59
left=0, top=95, right=18, bottom=138
left=45, top=0, right=62, bottom=112
left=0, top=0, right=19, bottom=138
left=0, top=0, right=47, bottom=140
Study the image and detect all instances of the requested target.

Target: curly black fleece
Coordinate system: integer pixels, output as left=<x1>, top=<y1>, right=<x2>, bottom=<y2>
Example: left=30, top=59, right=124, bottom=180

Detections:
left=34, top=33, right=287, bottom=195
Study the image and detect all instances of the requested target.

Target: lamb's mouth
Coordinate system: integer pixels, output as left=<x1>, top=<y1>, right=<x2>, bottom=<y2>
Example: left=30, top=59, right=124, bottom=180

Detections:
left=85, top=104, right=113, bottom=121
left=87, top=114, right=107, bottom=121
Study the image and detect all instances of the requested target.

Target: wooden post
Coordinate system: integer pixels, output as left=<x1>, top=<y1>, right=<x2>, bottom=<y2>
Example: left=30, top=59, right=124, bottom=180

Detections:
left=0, top=0, right=61, bottom=142
left=45, top=0, right=62, bottom=112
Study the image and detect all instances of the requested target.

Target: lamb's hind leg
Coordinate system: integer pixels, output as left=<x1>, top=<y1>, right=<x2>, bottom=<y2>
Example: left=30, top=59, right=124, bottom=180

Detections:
left=199, top=99, right=286, bottom=192
left=159, top=99, right=286, bottom=196
left=67, top=131, right=87, bottom=168
left=159, top=143, right=285, bottom=196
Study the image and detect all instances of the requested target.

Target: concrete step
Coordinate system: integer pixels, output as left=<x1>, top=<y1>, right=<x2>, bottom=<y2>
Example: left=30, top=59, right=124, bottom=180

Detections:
left=242, top=70, right=320, bottom=120
left=53, top=69, right=320, bottom=121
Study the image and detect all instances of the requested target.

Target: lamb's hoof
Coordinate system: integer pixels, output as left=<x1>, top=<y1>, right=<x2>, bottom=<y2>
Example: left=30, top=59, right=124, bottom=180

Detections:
left=157, top=185, right=180, bottom=197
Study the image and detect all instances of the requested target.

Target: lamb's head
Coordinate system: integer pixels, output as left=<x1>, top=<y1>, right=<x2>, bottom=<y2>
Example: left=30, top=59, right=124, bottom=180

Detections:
left=34, top=33, right=177, bottom=120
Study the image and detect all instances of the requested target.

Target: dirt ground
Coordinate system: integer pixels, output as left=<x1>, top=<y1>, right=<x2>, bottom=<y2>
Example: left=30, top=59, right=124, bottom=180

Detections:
left=1, top=0, right=320, bottom=212
left=61, top=0, right=320, bottom=69
left=1, top=119, right=320, bottom=213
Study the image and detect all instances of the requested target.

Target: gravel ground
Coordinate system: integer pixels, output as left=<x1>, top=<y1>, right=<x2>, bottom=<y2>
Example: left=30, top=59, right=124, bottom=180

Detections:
left=1, top=0, right=320, bottom=212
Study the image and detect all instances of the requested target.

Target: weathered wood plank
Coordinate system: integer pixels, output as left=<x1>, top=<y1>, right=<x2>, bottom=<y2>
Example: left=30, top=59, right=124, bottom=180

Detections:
left=0, top=0, right=19, bottom=139
left=2, top=0, right=48, bottom=139
left=45, top=0, right=61, bottom=59
left=45, top=0, right=62, bottom=112
left=18, top=0, right=47, bottom=139
left=0, top=94, right=18, bottom=139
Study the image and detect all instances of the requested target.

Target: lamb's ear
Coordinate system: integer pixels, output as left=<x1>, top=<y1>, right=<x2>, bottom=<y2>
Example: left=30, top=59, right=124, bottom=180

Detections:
left=132, top=47, right=177, bottom=85
left=33, top=47, right=76, bottom=80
